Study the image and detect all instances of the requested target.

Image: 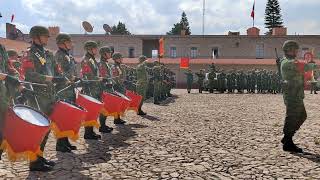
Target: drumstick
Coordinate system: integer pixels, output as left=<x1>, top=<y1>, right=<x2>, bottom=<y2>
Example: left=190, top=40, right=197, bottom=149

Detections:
left=29, top=84, right=41, bottom=111
left=20, top=81, right=48, bottom=87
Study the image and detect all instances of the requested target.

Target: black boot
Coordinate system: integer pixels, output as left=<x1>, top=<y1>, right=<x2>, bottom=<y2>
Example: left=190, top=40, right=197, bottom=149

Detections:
left=65, top=138, right=77, bottom=150
left=56, top=138, right=71, bottom=153
left=37, top=156, right=56, bottom=167
left=281, top=136, right=303, bottom=153
left=99, top=115, right=113, bottom=133
left=114, top=118, right=126, bottom=125
left=84, top=127, right=101, bottom=140
left=0, top=149, right=3, bottom=160
left=29, top=157, right=53, bottom=172
left=137, top=108, right=147, bottom=116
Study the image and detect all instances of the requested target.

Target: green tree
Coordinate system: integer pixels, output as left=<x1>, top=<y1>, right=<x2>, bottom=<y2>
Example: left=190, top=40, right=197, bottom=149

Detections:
left=264, top=0, right=284, bottom=34
left=167, top=11, right=191, bottom=35
left=110, top=21, right=131, bottom=35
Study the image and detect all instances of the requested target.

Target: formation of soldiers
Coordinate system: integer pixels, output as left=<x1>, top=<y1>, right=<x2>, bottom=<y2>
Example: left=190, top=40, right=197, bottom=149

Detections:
left=186, top=67, right=283, bottom=94
left=0, top=26, right=175, bottom=172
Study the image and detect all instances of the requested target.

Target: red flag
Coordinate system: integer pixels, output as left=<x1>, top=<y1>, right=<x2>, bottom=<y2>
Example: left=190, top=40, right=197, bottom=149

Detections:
left=11, top=14, right=14, bottom=23
left=159, top=38, right=164, bottom=58
left=250, top=1, right=255, bottom=19
left=180, top=57, right=190, bottom=69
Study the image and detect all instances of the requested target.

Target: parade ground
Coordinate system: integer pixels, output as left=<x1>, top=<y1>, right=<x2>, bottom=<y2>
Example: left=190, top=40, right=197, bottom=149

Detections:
left=1, top=89, right=320, bottom=179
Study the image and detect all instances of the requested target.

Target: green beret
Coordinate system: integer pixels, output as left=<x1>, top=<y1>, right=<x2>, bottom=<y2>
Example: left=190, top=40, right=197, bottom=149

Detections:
left=99, top=46, right=111, bottom=55
left=56, top=33, right=72, bottom=44
left=112, top=52, right=122, bottom=60
left=84, top=40, right=98, bottom=50
left=283, top=40, right=299, bottom=52
left=29, top=26, right=50, bottom=38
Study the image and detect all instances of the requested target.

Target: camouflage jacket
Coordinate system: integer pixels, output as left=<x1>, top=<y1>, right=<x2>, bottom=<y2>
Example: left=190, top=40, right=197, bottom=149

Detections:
left=81, top=53, right=101, bottom=97
left=136, top=61, right=148, bottom=84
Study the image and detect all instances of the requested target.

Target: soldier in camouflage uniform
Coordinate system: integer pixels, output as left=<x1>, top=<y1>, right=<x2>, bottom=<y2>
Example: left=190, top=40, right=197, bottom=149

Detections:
left=54, top=33, right=78, bottom=152
left=98, top=46, right=114, bottom=133
left=195, top=69, right=205, bottom=93
left=208, top=68, right=215, bottom=93
left=23, top=26, right=64, bottom=171
left=152, top=61, right=162, bottom=104
left=111, top=52, right=127, bottom=124
left=280, top=40, right=317, bottom=153
left=185, top=69, right=193, bottom=93
left=136, top=55, right=149, bottom=115
left=80, top=40, right=102, bottom=140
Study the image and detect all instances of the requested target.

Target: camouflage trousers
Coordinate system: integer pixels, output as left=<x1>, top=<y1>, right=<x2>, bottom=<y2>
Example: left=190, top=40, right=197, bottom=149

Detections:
left=153, top=81, right=161, bottom=102
left=136, top=82, right=148, bottom=110
left=0, top=83, right=9, bottom=149
left=283, top=101, right=307, bottom=137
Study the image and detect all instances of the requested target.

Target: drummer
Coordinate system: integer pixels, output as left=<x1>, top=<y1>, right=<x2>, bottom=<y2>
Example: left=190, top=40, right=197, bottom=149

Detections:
left=53, top=33, right=78, bottom=153
left=98, top=46, right=114, bottom=133
left=80, top=40, right=102, bottom=140
left=23, top=26, right=67, bottom=171
left=111, top=52, right=127, bottom=125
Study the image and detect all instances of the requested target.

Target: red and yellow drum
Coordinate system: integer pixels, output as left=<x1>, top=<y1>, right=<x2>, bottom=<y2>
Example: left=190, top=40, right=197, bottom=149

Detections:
left=76, top=94, right=103, bottom=128
left=125, top=90, right=142, bottom=113
left=0, top=105, right=50, bottom=162
left=50, top=101, right=87, bottom=141
left=101, top=91, right=131, bottom=118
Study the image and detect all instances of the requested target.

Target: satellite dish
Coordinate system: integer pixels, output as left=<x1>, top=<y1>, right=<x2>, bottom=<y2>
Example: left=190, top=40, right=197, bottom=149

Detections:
left=82, top=21, right=93, bottom=33
left=103, top=24, right=112, bottom=33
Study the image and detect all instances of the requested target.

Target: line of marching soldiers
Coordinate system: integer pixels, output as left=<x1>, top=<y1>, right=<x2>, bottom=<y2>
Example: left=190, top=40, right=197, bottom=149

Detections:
left=0, top=26, right=175, bottom=172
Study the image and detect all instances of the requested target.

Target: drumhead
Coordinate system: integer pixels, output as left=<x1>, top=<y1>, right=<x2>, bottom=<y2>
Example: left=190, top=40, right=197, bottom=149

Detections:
left=13, top=106, right=49, bottom=127
left=80, top=94, right=103, bottom=105
left=115, top=91, right=131, bottom=101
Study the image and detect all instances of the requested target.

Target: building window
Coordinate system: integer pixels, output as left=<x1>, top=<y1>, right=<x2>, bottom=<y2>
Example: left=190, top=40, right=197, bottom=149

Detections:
left=170, top=47, right=177, bottom=58
left=212, top=48, right=219, bottom=59
left=190, top=47, right=198, bottom=58
left=256, top=43, right=264, bottom=59
left=129, top=47, right=135, bottom=58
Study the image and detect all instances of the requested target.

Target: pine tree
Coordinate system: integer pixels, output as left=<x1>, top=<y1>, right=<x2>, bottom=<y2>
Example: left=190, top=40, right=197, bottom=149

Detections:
left=167, top=11, right=191, bottom=35
left=264, top=0, right=284, bottom=33
left=110, top=22, right=131, bottom=35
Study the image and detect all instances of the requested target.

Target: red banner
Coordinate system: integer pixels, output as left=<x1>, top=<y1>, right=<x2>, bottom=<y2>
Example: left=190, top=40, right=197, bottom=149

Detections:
left=180, top=57, right=190, bottom=69
left=159, top=38, right=164, bottom=57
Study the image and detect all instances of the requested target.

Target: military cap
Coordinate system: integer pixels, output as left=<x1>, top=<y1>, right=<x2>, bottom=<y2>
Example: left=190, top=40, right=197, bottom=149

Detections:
left=138, top=55, right=147, bottom=62
left=7, top=49, right=18, bottom=57
left=99, top=46, right=111, bottom=56
left=84, top=40, right=98, bottom=50
left=56, top=33, right=72, bottom=44
left=112, top=52, right=123, bottom=60
left=29, top=26, right=50, bottom=38
left=282, top=40, right=299, bottom=52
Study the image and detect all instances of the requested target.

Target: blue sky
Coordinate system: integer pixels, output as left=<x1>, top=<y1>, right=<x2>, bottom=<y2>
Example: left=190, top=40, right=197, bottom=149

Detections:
left=0, top=0, right=320, bottom=37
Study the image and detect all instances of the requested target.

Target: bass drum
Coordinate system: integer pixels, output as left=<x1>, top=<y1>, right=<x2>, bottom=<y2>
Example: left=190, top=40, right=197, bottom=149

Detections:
left=1, top=105, right=50, bottom=162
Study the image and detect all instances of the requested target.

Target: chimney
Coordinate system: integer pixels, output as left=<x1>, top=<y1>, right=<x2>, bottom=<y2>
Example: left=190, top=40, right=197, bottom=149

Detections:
left=247, top=27, right=260, bottom=36
left=272, top=27, right=287, bottom=36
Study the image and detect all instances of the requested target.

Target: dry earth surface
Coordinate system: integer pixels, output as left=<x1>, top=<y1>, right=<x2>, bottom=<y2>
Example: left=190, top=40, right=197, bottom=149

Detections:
left=1, top=89, right=320, bottom=179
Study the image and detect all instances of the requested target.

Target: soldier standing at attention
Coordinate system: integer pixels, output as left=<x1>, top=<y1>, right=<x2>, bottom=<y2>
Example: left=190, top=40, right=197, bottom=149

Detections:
left=195, top=69, right=205, bottom=93
left=185, top=69, right=193, bottom=94
left=23, top=26, right=63, bottom=171
left=81, top=41, right=102, bottom=140
left=280, top=40, right=317, bottom=153
left=54, top=33, right=80, bottom=152
left=98, top=46, right=114, bottom=133
left=136, top=55, right=149, bottom=115
left=111, top=52, right=127, bottom=124
left=152, top=61, right=161, bottom=104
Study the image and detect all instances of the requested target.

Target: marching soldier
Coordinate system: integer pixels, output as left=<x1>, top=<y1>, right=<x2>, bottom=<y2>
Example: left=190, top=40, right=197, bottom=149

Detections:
left=54, top=33, right=78, bottom=152
left=136, top=55, right=149, bottom=115
left=98, top=46, right=114, bottom=133
left=111, top=52, right=127, bottom=124
left=80, top=40, right=102, bottom=140
left=23, top=26, right=64, bottom=171
left=195, top=69, right=205, bottom=93
left=152, top=61, right=162, bottom=104
left=185, top=69, right=193, bottom=93
left=280, top=40, right=317, bottom=153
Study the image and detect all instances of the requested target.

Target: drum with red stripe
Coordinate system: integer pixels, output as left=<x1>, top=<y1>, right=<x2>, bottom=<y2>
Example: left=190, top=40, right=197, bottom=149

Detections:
left=50, top=100, right=87, bottom=141
left=125, top=90, right=143, bottom=113
left=76, top=94, right=103, bottom=128
left=0, top=105, right=50, bottom=162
